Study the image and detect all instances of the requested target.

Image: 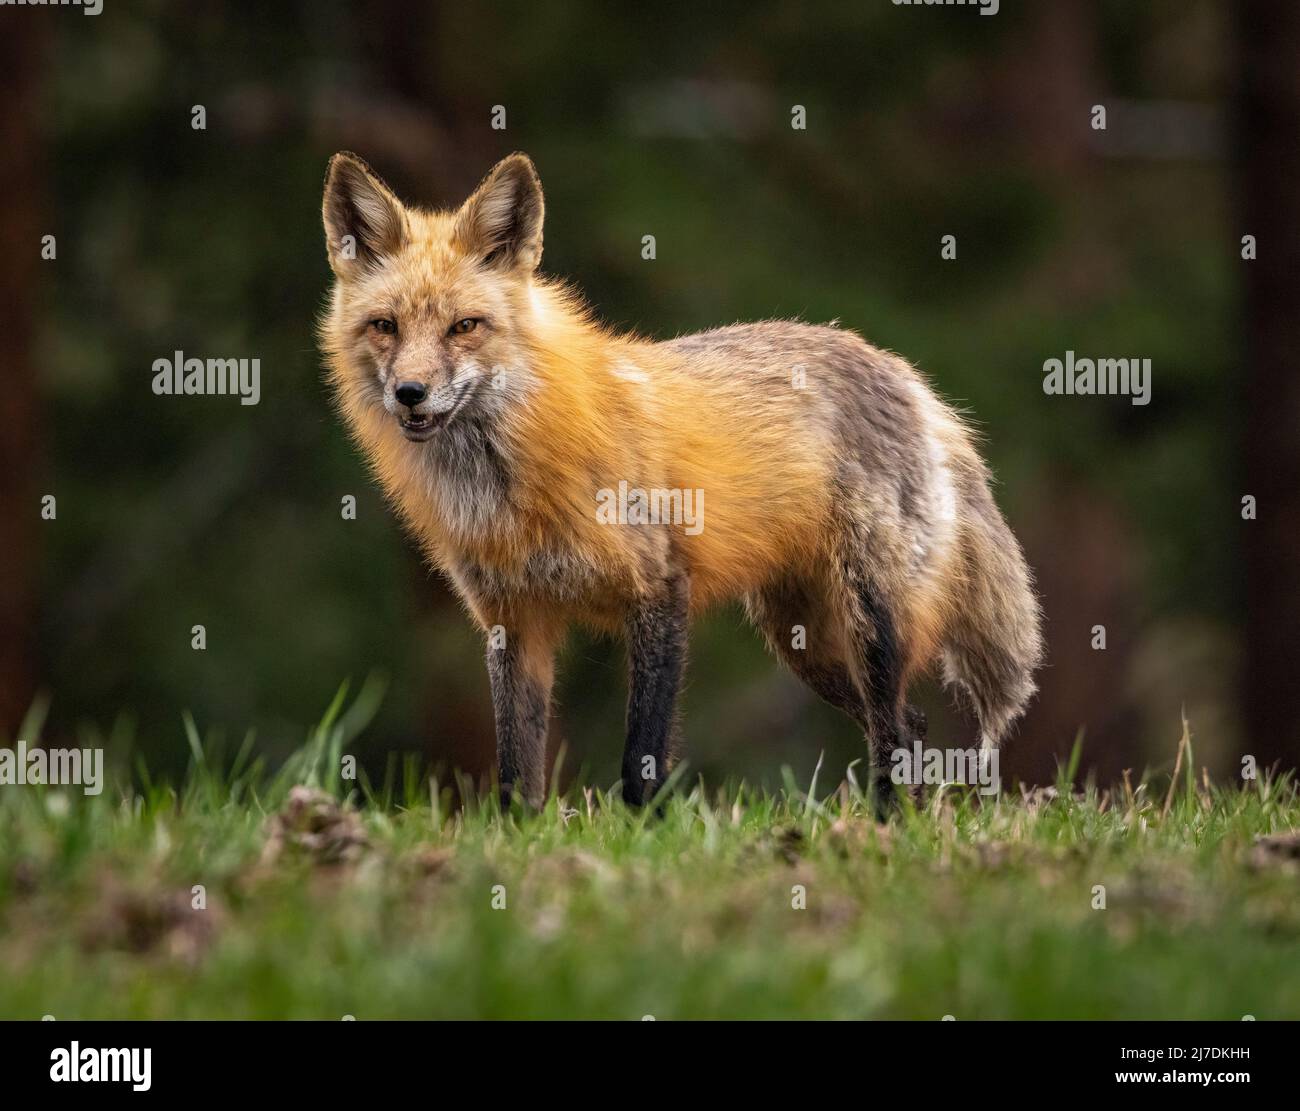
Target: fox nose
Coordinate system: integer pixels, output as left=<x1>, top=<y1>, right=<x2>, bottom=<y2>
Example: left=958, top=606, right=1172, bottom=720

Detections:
left=394, top=381, right=427, bottom=408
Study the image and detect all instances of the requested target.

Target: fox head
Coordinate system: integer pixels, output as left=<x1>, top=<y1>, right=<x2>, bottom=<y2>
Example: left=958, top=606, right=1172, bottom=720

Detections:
left=320, top=152, right=545, bottom=443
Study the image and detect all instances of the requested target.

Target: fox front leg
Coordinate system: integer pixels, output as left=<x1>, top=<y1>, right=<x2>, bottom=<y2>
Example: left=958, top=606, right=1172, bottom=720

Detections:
left=622, top=573, right=690, bottom=808
left=485, top=627, right=555, bottom=809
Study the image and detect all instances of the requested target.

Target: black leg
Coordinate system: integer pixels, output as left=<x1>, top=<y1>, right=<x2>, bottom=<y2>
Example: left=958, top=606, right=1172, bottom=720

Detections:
left=849, top=578, right=906, bottom=818
left=486, top=635, right=552, bottom=809
left=750, top=578, right=920, bottom=817
left=902, top=703, right=928, bottom=744
left=623, top=573, right=689, bottom=807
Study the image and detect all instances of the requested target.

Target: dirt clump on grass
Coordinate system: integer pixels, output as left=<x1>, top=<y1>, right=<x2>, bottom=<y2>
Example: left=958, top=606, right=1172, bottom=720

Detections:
left=261, top=786, right=368, bottom=866
left=1249, top=832, right=1300, bottom=870
left=80, top=881, right=218, bottom=962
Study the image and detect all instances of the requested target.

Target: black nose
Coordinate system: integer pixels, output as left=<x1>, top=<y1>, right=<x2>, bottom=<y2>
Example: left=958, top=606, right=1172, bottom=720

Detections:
left=394, top=381, right=427, bottom=408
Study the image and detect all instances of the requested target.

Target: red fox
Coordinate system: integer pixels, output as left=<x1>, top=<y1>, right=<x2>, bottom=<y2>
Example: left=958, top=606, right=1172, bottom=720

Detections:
left=319, top=152, right=1043, bottom=811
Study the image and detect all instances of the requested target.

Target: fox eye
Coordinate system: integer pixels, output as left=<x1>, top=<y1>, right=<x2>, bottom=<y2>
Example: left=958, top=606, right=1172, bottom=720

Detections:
left=370, top=318, right=397, bottom=335
left=450, top=318, right=478, bottom=335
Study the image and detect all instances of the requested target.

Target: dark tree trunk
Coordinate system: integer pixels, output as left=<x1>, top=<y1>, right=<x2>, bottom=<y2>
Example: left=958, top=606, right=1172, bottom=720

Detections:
left=0, top=18, right=45, bottom=736
left=1238, top=2, right=1300, bottom=771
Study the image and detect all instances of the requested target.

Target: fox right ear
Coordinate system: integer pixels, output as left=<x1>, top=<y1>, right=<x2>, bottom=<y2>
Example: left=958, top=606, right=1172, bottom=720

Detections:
left=454, top=153, right=544, bottom=273
left=322, top=153, right=408, bottom=277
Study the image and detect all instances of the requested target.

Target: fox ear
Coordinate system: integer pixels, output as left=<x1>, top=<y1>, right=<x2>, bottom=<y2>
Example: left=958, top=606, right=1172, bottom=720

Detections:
left=454, top=153, right=544, bottom=272
left=322, top=152, right=408, bottom=277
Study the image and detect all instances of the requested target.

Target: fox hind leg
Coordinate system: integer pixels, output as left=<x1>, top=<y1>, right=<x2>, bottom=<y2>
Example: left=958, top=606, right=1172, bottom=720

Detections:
left=841, top=571, right=909, bottom=815
left=748, top=576, right=918, bottom=815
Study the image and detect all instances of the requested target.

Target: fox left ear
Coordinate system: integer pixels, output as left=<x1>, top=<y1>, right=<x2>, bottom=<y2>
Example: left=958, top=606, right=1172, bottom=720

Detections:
left=454, top=153, right=544, bottom=272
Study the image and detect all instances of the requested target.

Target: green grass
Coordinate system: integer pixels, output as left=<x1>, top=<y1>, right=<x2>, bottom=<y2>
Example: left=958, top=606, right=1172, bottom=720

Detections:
left=3, top=688, right=1299, bottom=1020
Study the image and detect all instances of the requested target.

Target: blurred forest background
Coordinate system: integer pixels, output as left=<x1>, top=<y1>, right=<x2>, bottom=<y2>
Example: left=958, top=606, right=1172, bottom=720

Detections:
left=2, top=0, right=1297, bottom=792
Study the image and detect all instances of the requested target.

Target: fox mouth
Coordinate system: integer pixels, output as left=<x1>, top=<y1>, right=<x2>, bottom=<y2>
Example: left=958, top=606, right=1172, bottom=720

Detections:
left=397, top=379, right=475, bottom=442
left=399, top=411, right=447, bottom=442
